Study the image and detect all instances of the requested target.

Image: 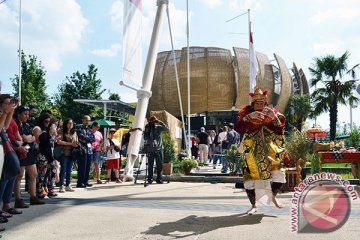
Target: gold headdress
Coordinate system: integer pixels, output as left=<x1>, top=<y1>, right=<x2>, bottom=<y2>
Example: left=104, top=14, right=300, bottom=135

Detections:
left=249, top=87, right=268, bottom=103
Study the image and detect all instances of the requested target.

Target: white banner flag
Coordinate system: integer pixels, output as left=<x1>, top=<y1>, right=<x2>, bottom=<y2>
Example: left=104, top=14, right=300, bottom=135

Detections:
left=122, top=0, right=142, bottom=88
left=249, top=32, right=258, bottom=93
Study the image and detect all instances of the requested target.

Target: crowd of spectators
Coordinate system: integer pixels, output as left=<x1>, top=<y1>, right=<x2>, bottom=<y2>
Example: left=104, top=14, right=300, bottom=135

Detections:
left=0, top=93, right=129, bottom=233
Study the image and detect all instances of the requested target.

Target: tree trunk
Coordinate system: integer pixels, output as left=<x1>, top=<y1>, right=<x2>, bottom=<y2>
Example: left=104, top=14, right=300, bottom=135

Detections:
left=296, top=119, right=303, bottom=132
left=329, top=99, right=338, bottom=141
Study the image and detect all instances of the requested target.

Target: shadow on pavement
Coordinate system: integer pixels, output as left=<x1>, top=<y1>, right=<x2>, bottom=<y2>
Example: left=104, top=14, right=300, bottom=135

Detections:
left=143, top=213, right=277, bottom=238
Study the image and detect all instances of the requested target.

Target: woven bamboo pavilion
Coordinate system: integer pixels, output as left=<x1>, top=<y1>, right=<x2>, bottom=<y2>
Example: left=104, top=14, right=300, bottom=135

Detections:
left=148, top=46, right=309, bottom=127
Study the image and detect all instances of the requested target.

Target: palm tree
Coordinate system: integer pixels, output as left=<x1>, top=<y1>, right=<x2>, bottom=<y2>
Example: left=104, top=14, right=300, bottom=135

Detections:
left=285, top=94, right=312, bottom=132
left=309, top=51, right=359, bottom=141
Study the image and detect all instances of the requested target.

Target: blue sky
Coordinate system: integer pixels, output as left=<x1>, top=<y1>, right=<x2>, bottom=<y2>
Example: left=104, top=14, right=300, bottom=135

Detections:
left=1, top=0, right=360, bottom=131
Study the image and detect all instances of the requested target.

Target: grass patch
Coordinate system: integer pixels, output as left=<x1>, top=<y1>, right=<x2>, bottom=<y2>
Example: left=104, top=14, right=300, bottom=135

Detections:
left=306, top=162, right=352, bottom=168
left=321, top=163, right=352, bottom=168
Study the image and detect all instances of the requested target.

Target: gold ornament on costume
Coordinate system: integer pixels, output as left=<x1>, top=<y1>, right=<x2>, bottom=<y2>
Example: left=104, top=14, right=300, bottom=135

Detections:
left=249, top=87, right=268, bottom=102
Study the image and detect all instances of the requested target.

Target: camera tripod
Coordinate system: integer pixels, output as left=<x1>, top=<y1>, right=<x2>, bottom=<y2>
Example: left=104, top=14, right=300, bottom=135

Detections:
left=134, top=154, right=149, bottom=187
left=134, top=153, right=170, bottom=187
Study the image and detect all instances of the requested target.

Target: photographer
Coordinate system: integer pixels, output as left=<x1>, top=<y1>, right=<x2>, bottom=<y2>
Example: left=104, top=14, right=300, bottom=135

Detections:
left=143, top=116, right=169, bottom=184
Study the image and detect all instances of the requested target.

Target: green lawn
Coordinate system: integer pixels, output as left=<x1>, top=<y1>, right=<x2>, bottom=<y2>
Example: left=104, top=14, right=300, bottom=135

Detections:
left=306, top=162, right=352, bottom=168
left=321, top=163, right=352, bottom=168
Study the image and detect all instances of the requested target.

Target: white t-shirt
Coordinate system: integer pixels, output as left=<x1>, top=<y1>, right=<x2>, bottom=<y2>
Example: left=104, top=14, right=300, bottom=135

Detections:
left=218, top=131, right=227, bottom=142
left=104, top=138, right=121, bottom=160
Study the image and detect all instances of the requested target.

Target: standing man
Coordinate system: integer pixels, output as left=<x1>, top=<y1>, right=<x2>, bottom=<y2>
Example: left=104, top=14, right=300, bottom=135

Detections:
left=143, top=115, right=169, bottom=184
left=76, top=115, right=95, bottom=188
left=197, top=127, right=209, bottom=165
left=26, top=105, right=37, bottom=129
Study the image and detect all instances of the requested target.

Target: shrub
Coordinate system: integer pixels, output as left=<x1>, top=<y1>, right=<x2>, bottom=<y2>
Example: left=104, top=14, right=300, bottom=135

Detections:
left=223, top=144, right=242, bottom=173
left=162, top=132, right=177, bottom=163
left=285, top=128, right=311, bottom=166
left=180, top=157, right=197, bottom=170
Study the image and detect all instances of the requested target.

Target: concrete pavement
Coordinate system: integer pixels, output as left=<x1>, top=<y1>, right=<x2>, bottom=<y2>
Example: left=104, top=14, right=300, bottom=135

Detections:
left=2, top=179, right=360, bottom=240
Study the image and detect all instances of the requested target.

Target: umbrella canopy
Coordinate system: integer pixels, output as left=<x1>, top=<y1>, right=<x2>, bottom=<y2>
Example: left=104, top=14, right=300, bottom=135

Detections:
left=76, top=119, right=115, bottom=128
left=306, top=127, right=327, bottom=141
left=90, top=119, right=115, bottom=128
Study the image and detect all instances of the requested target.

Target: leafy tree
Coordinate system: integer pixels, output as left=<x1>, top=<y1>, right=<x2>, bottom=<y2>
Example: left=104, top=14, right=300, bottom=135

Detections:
left=11, top=51, right=49, bottom=110
left=285, top=94, right=312, bottom=132
left=309, top=51, right=359, bottom=141
left=54, top=64, right=105, bottom=123
left=106, top=91, right=130, bottom=124
left=108, top=92, right=121, bottom=100
left=350, top=128, right=360, bottom=148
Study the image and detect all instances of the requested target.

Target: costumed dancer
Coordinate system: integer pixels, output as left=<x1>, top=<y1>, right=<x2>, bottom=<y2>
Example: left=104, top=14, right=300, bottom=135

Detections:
left=235, top=87, right=287, bottom=214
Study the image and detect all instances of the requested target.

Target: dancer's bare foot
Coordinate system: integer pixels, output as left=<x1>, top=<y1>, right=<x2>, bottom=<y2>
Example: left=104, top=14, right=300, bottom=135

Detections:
left=272, top=195, right=284, bottom=208
left=247, top=207, right=257, bottom=215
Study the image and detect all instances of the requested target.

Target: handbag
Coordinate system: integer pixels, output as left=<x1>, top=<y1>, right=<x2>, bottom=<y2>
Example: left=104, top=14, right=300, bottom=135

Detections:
left=53, top=145, right=64, bottom=160
left=1, top=128, right=20, bottom=179
left=71, top=147, right=81, bottom=158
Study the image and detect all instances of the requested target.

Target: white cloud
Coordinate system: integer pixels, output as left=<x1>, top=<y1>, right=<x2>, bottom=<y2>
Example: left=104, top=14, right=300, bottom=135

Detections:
left=310, top=8, right=360, bottom=23
left=89, top=43, right=122, bottom=57
left=312, top=42, right=339, bottom=54
left=110, top=0, right=123, bottom=32
left=0, top=0, right=88, bottom=72
left=118, top=91, right=137, bottom=102
left=142, top=2, right=189, bottom=49
left=228, top=0, right=262, bottom=12
left=198, top=0, right=223, bottom=9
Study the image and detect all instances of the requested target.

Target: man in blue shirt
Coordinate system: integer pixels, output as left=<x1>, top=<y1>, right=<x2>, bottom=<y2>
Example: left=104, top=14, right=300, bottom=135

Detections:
left=76, top=115, right=95, bottom=188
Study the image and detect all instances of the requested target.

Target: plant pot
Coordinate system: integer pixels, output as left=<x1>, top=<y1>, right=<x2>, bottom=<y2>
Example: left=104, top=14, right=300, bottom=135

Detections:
left=163, top=163, right=173, bottom=175
left=183, top=167, right=192, bottom=174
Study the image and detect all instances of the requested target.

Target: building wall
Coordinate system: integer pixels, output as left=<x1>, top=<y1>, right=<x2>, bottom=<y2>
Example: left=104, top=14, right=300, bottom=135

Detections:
left=148, top=46, right=308, bottom=117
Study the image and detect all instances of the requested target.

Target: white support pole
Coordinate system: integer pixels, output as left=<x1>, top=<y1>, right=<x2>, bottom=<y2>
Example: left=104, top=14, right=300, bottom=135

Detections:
left=18, top=0, right=22, bottom=103
left=350, top=104, right=353, bottom=131
left=103, top=103, right=107, bottom=139
left=186, top=0, right=191, bottom=157
left=248, top=9, right=251, bottom=91
left=124, top=0, right=168, bottom=180
left=165, top=4, right=189, bottom=154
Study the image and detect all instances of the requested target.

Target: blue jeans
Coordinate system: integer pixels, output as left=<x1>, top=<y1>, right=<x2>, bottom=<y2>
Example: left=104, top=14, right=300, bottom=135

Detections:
left=77, top=153, right=93, bottom=185
left=213, top=154, right=222, bottom=166
left=0, top=176, right=16, bottom=204
left=92, top=151, right=103, bottom=164
left=60, top=156, right=74, bottom=186
left=221, top=156, right=228, bottom=173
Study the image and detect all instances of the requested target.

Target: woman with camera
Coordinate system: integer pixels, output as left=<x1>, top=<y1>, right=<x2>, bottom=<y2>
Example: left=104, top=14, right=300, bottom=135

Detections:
left=12, top=106, right=45, bottom=209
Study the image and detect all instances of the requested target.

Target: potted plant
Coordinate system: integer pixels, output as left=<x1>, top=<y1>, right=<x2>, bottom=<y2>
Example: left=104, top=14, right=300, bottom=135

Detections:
left=180, top=157, right=197, bottom=174
left=285, top=128, right=311, bottom=168
left=223, top=144, right=243, bottom=175
left=162, top=132, right=177, bottom=175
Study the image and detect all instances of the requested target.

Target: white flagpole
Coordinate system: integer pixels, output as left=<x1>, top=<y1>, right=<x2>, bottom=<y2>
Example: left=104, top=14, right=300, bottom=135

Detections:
left=186, top=0, right=191, bottom=157
left=124, top=0, right=168, bottom=180
left=18, top=0, right=22, bottom=103
left=248, top=9, right=251, bottom=92
left=165, top=5, right=189, bottom=155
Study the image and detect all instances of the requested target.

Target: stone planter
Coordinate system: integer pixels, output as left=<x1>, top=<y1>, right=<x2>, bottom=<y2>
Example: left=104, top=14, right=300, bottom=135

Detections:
left=228, top=172, right=238, bottom=176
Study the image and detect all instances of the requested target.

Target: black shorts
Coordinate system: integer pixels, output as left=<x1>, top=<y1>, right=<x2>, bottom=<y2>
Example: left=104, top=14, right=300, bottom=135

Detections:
left=20, top=150, right=37, bottom=167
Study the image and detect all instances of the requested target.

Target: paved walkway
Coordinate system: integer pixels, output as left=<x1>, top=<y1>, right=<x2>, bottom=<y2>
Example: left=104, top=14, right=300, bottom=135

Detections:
left=2, top=180, right=360, bottom=240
